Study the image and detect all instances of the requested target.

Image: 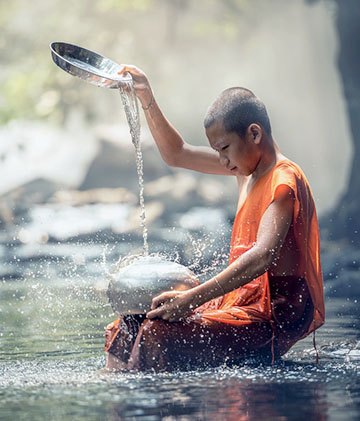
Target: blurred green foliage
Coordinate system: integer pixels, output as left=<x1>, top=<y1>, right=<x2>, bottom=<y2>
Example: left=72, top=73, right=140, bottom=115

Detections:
left=97, top=0, right=156, bottom=12
left=0, top=0, right=254, bottom=127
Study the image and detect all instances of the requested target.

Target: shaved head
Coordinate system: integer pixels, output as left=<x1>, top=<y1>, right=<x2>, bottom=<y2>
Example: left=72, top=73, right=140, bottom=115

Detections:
left=204, top=87, right=272, bottom=137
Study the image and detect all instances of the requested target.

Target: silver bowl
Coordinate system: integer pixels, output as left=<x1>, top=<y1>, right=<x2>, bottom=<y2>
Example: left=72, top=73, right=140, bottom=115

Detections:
left=107, top=256, right=199, bottom=314
left=50, top=42, right=131, bottom=88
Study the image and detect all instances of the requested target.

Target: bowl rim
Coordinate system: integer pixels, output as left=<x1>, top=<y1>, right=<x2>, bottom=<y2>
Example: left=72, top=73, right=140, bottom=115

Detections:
left=49, top=41, right=132, bottom=83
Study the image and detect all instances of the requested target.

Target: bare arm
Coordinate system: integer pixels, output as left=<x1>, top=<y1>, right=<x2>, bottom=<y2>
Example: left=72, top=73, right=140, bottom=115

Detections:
left=147, top=185, right=295, bottom=321
left=118, top=65, right=231, bottom=175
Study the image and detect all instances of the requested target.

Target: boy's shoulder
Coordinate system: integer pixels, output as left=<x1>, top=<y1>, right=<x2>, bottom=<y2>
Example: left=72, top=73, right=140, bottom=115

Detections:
left=274, top=158, right=302, bottom=174
left=269, top=158, right=315, bottom=210
left=270, top=158, right=308, bottom=185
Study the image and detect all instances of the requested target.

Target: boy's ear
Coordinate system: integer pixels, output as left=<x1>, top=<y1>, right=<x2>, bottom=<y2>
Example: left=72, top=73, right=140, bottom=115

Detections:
left=248, top=124, right=262, bottom=144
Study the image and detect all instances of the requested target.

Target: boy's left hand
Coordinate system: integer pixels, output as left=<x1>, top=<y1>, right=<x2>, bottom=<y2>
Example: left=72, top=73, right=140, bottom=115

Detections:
left=146, top=290, right=194, bottom=322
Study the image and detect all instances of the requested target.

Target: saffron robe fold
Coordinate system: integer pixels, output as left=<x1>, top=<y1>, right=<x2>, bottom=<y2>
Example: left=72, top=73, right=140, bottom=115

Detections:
left=199, top=159, right=325, bottom=342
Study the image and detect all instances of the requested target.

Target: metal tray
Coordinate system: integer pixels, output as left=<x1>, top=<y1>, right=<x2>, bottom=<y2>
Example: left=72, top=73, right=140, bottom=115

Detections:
left=50, top=42, right=131, bottom=88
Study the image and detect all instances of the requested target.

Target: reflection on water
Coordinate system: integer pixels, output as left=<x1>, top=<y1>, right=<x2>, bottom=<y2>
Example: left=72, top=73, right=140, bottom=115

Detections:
left=1, top=358, right=349, bottom=420
left=0, top=276, right=359, bottom=420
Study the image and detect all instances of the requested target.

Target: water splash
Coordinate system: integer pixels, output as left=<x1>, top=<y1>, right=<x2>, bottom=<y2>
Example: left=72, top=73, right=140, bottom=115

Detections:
left=111, top=251, right=181, bottom=275
left=119, top=79, right=148, bottom=256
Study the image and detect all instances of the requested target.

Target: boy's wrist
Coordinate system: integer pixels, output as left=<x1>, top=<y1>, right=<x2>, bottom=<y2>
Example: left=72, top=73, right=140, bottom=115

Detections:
left=186, top=284, right=209, bottom=309
left=140, top=88, right=153, bottom=110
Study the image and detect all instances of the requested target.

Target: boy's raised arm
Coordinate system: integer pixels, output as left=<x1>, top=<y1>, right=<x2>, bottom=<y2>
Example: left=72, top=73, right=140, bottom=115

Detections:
left=118, top=65, right=231, bottom=175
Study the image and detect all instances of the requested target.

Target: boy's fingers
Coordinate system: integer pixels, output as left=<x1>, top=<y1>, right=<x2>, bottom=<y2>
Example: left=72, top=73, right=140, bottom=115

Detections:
left=151, top=293, right=165, bottom=310
left=147, top=306, right=166, bottom=319
left=147, top=305, right=181, bottom=322
left=117, top=64, right=141, bottom=76
left=151, top=292, right=174, bottom=310
left=117, top=65, right=131, bottom=76
left=146, top=309, right=156, bottom=319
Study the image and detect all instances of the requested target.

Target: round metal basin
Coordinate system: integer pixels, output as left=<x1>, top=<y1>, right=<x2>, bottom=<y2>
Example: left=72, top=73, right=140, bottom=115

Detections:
left=107, top=256, right=199, bottom=314
left=50, top=42, right=131, bottom=88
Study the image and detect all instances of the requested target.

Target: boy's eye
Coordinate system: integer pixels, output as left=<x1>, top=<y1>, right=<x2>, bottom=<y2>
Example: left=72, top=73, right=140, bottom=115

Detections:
left=221, top=145, right=229, bottom=151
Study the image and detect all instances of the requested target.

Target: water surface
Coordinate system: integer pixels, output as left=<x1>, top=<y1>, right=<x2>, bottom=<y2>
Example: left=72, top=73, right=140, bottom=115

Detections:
left=0, top=274, right=359, bottom=420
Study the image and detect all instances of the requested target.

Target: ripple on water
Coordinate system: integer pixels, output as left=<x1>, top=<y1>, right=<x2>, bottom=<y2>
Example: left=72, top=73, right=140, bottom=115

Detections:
left=0, top=344, right=360, bottom=420
left=0, top=276, right=359, bottom=420
left=0, top=356, right=359, bottom=419
left=1, top=347, right=359, bottom=390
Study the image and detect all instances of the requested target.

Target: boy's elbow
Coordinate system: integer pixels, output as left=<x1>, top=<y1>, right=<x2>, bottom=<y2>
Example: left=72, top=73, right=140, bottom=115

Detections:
left=162, top=147, right=184, bottom=168
left=164, top=155, right=179, bottom=167
left=254, top=246, right=279, bottom=273
left=263, top=247, right=280, bottom=271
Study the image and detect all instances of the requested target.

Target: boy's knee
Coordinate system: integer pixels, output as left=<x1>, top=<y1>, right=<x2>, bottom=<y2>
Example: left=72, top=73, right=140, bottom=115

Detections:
left=105, top=351, right=127, bottom=371
left=137, top=319, right=176, bottom=351
left=142, top=319, right=168, bottom=337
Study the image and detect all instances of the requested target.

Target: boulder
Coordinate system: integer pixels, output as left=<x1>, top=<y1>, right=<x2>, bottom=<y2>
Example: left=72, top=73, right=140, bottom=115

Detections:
left=81, top=125, right=172, bottom=190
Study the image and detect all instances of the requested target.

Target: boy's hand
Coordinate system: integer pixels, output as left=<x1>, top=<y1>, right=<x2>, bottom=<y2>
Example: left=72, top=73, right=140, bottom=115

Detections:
left=117, top=64, right=153, bottom=109
left=146, top=289, right=195, bottom=322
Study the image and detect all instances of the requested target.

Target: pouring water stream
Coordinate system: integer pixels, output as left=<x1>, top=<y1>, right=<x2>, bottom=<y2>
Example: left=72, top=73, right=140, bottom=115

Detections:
left=118, top=79, right=149, bottom=256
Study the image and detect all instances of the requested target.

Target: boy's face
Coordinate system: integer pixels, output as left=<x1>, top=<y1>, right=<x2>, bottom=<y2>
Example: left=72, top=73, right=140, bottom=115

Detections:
left=206, top=121, right=261, bottom=176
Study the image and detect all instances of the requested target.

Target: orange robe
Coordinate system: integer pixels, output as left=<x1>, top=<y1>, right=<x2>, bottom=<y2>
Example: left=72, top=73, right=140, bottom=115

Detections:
left=199, top=159, right=325, bottom=346
left=105, top=159, right=325, bottom=370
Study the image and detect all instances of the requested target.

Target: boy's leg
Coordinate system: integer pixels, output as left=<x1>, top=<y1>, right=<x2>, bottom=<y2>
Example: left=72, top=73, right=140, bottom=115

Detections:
left=104, top=314, right=146, bottom=371
left=105, top=352, right=127, bottom=371
left=127, top=316, right=273, bottom=372
left=269, top=276, right=315, bottom=355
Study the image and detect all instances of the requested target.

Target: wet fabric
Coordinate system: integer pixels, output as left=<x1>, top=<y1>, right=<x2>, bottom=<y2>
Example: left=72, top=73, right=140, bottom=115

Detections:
left=106, top=315, right=274, bottom=371
left=199, top=160, right=324, bottom=344
left=105, top=159, right=324, bottom=370
left=105, top=276, right=313, bottom=370
left=209, top=159, right=325, bottom=342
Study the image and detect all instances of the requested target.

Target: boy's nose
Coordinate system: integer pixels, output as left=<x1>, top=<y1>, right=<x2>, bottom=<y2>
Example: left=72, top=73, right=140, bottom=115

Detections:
left=220, top=155, right=229, bottom=167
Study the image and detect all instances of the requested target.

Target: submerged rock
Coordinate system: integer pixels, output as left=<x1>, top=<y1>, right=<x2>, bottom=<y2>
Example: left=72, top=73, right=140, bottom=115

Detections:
left=106, top=255, right=198, bottom=314
left=80, top=132, right=171, bottom=191
left=178, top=206, right=229, bottom=232
left=51, top=187, right=137, bottom=206
left=0, top=120, right=98, bottom=196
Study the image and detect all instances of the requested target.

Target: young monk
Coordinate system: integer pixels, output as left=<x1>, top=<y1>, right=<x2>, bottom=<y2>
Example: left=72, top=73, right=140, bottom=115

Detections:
left=104, top=65, right=325, bottom=371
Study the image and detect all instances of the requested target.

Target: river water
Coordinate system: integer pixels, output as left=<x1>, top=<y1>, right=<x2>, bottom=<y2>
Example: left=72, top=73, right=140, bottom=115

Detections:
left=0, top=264, right=359, bottom=420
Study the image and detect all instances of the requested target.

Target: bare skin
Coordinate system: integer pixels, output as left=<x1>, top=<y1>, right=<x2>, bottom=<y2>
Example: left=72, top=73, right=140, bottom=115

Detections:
left=116, top=65, right=296, bottom=324
left=105, top=352, right=126, bottom=371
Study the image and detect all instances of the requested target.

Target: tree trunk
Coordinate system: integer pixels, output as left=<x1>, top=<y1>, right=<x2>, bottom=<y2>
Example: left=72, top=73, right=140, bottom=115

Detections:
left=323, top=0, right=360, bottom=245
